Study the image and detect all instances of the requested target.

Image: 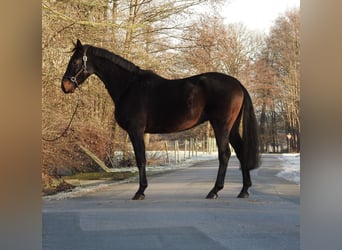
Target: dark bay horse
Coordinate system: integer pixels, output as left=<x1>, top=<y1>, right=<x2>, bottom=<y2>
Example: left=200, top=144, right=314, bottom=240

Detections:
left=62, top=39, right=259, bottom=200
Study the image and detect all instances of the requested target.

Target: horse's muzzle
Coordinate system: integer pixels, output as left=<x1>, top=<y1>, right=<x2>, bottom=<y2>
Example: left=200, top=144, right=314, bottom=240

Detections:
left=61, top=78, right=76, bottom=93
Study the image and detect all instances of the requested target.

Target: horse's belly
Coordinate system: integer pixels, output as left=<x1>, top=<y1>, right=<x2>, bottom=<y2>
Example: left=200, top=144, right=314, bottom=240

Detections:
left=146, top=83, right=206, bottom=133
left=145, top=108, right=206, bottom=133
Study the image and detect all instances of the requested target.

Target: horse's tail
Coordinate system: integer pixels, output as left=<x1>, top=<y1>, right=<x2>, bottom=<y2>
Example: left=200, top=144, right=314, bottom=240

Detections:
left=233, top=85, right=260, bottom=170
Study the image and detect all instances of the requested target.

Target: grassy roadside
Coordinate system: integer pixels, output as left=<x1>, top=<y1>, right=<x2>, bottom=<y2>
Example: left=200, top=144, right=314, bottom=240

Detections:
left=64, top=171, right=137, bottom=181
left=42, top=171, right=138, bottom=196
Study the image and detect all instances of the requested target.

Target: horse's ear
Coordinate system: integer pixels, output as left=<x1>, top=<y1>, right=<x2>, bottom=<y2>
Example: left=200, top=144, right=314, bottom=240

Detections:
left=76, top=39, right=83, bottom=50
left=72, top=39, right=83, bottom=52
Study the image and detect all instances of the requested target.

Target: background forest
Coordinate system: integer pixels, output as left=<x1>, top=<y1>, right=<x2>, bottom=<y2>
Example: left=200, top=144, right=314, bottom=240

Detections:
left=42, top=0, right=300, bottom=188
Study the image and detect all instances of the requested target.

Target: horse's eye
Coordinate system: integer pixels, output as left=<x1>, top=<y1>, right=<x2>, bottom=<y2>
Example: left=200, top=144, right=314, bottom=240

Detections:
left=73, top=59, right=82, bottom=66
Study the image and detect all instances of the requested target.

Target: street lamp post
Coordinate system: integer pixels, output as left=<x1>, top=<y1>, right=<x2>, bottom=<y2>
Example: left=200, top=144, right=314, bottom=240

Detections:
left=286, top=133, right=292, bottom=153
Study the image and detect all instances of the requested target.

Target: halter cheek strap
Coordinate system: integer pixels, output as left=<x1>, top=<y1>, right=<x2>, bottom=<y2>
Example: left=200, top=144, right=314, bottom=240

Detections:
left=82, top=53, right=88, bottom=73
left=67, top=46, right=89, bottom=86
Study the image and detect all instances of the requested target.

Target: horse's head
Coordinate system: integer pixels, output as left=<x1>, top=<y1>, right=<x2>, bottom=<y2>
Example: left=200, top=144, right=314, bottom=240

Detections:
left=61, top=39, right=93, bottom=93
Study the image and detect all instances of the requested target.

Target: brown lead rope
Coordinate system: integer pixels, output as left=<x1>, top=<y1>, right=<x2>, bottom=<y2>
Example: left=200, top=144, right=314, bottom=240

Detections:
left=43, top=47, right=88, bottom=142
left=42, top=88, right=81, bottom=142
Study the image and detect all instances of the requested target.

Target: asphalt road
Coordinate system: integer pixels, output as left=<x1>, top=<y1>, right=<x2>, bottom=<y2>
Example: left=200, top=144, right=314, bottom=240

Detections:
left=42, top=154, right=299, bottom=250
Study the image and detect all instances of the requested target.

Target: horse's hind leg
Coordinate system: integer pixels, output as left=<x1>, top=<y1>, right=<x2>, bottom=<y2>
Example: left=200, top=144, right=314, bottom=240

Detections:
left=206, top=123, right=230, bottom=199
left=229, top=132, right=251, bottom=198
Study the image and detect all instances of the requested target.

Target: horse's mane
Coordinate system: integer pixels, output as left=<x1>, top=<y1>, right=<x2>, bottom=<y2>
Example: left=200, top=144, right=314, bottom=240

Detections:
left=89, top=45, right=141, bottom=73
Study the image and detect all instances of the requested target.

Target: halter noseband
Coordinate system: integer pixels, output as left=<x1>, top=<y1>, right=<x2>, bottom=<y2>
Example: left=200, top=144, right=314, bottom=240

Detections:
left=66, top=46, right=89, bottom=87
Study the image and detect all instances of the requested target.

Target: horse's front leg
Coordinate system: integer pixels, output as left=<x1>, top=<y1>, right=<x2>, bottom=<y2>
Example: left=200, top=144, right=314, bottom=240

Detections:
left=128, top=131, right=148, bottom=200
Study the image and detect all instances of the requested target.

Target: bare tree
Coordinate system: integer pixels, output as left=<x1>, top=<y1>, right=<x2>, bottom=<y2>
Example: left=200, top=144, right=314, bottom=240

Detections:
left=263, top=8, right=300, bottom=152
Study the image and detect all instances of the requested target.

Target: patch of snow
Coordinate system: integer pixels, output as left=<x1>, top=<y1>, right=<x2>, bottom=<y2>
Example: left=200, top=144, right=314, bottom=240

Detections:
left=276, top=153, right=300, bottom=184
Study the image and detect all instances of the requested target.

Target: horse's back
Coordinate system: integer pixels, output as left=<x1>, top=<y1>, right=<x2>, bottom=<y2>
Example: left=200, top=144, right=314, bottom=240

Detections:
left=193, top=72, right=243, bottom=95
left=147, top=72, right=242, bottom=101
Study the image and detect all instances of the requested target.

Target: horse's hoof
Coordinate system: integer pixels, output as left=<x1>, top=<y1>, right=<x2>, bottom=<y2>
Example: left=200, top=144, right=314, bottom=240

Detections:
left=132, top=193, right=145, bottom=200
left=206, top=192, right=218, bottom=199
left=237, top=192, right=249, bottom=198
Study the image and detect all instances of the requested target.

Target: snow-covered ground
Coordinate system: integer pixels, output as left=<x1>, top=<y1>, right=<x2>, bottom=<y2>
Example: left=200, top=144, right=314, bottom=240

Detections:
left=276, top=153, right=300, bottom=184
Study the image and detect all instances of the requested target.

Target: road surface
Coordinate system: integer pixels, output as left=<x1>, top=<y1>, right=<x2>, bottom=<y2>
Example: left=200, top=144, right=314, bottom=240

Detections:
left=43, top=154, right=299, bottom=250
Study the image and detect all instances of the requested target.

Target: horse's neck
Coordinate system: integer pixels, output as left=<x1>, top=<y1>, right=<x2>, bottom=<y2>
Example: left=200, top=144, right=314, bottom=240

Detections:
left=94, top=60, right=133, bottom=103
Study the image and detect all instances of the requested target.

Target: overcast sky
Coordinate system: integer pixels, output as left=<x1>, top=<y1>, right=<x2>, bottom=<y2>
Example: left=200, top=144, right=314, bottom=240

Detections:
left=221, top=0, right=300, bottom=32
